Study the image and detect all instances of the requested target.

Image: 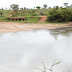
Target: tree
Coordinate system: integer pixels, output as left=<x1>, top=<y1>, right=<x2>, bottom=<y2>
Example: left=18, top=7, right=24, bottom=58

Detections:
left=43, top=4, right=47, bottom=9
left=64, top=3, right=68, bottom=7
left=55, top=6, right=59, bottom=10
left=2, top=8, right=4, bottom=10
left=24, top=7, right=26, bottom=10
left=5, top=7, right=7, bottom=10
left=10, top=4, right=19, bottom=11
left=20, top=8, right=23, bottom=10
left=47, top=8, right=72, bottom=22
left=36, top=6, right=41, bottom=9
left=34, top=7, right=35, bottom=9
left=71, top=4, right=72, bottom=7
left=60, top=6, right=63, bottom=8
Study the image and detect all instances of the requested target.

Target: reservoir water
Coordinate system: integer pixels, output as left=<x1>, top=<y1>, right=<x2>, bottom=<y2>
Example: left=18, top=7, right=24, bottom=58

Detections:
left=0, top=27, right=72, bottom=72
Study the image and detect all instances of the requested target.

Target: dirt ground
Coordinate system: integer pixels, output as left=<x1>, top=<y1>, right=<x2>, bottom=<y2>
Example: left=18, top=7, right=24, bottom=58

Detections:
left=39, top=16, right=47, bottom=23
left=0, top=22, right=72, bottom=33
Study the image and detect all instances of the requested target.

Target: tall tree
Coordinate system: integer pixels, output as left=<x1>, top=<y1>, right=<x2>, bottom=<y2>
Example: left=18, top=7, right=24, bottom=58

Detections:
left=71, top=4, right=72, bottom=7
left=24, top=7, right=26, bottom=10
left=64, top=3, right=68, bottom=7
left=2, top=8, right=4, bottom=10
left=43, top=4, right=47, bottom=9
left=10, top=4, right=19, bottom=11
left=55, top=6, right=59, bottom=10
left=20, top=8, right=23, bottom=10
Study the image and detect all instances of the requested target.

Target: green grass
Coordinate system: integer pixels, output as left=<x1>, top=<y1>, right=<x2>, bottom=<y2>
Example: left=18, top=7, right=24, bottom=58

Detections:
left=0, top=16, right=41, bottom=23
left=0, top=9, right=49, bottom=17
left=0, top=9, right=48, bottom=23
left=0, top=8, right=72, bottom=24
left=24, top=17, right=41, bottom=23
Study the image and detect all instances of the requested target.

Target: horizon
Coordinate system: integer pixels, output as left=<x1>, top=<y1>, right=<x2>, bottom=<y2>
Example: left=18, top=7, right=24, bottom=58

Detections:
left=0, top=0, right=72, bottom=9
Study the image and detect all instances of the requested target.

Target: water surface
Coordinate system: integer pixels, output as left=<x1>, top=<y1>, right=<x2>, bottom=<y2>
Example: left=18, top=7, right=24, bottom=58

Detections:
left=0, top=27, right=72, bottom=72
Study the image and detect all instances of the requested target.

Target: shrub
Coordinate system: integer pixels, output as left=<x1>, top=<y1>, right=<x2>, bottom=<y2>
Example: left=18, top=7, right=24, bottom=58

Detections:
left=31, top=12, right=37, bottom=16
left=29, top=10, right=37, bottom=16
left=47, top=8, right=72, bottom=22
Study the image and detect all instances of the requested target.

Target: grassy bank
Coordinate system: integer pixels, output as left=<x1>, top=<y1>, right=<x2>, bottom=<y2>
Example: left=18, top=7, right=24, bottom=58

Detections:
left=0, top=9, right=48, bottom=23
left=0, top=16, right=41, bottom=23
left=0, top=8, right=72, bottom=23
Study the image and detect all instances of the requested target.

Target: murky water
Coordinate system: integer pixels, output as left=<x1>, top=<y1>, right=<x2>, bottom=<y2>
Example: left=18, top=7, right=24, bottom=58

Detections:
left=0, top=27, right=72, bottom=72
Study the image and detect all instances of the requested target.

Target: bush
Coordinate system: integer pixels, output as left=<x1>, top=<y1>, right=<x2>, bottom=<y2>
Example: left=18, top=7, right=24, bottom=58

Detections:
left=29, top=10, right=37, bottom=16
left=31, top=12, right=37, bottom=16
left=47, top=8, right=72, bottom=22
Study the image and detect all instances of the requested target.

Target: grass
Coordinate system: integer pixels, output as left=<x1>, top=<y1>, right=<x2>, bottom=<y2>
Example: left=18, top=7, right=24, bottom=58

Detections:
left=0, top=9, right=72, bottom=24
left=24, top=16, right=41, bottom=23
left=0, top=16, right=41, bottom=23
left=0, top=9, right=47, bottom=23
left=0, top=9, right=49, bottom=17
left=38, top=20, right=71, bottom=25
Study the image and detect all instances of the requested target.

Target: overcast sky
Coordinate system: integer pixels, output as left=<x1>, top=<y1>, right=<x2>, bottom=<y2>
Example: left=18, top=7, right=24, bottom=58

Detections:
left=0, top=0, right=72, bottom=9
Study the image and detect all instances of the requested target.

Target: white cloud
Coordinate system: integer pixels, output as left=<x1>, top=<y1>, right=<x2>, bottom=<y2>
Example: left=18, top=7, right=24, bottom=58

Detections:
left=0, top=0, right=72, bottom=8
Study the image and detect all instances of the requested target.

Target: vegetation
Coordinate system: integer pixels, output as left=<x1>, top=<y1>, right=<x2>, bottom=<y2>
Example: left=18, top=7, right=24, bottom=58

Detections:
left=47, top=5, right=72, bottom=22
left=64, top=3, right=68, bottom=7
left=10, top=4, right=19, bottom=11
left=0, top=3, right=72, bottom=23
left=49, top=27, right=72, bottom=39
left=24, top=16, right=40, bottom=23
left=43, top=4, right=47, bottom=9
left=0, top=9, right=48, bottom=23
left=36, top=6, right=41, bottom=9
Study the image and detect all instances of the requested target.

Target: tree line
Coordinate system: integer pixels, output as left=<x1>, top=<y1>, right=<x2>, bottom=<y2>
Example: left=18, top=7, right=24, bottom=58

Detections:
left=0, top=4, right=48, bottom=11
left=47, top=3, right=72, bottom=22
left=0, top=3, right=72, bottom=11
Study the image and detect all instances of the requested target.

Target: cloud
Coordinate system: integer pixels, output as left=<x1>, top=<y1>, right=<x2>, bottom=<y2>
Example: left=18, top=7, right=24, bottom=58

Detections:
left=0, top=0, right=72, bottom=8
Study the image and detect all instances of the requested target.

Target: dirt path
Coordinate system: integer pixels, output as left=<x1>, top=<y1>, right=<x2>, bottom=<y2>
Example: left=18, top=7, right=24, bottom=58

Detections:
left=0, top=22, right=72, bottom=33
left=39, top=16, right=47, bottom=23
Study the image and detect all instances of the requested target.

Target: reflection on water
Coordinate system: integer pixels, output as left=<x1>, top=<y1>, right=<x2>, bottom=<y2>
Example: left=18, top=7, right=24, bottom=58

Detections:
left=49, top=27, right=72, bottom=39
left=0, top=27, right=72, bottom=72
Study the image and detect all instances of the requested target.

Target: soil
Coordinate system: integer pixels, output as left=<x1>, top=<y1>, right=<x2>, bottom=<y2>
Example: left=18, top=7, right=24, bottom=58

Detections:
left=39, top=16, right=47, bottom=23
left=0, top=22, right=72, bottom=33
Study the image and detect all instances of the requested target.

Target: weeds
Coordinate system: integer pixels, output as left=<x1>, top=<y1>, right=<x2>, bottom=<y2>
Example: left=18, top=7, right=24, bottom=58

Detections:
left=35, top=59, right=62, bottom=72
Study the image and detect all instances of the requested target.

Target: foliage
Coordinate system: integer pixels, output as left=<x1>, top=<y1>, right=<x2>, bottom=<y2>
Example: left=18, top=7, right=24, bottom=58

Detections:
left=31, top=12, right=37, bottom=16
left=47, top=8, right=72, bottom=22
left=10, top=4, right=19, bottom=11
left=2, top=8, right=4, bottom=10
left=24, top=7, right=26, bottom=10
left=36, top=6, right=41, bottom=9
left=24, top=16, right=40, bottom=23
left=71, top=4, right=72, bottom=7
left=64, top=3, right=68, bottom=7
left=20, top=8, right=23, bottom=10
left=55, top=6, right=59, bottom=10
left=29, top=10, right=37, bottom=16
left=43, top=4, right=47, bottom=9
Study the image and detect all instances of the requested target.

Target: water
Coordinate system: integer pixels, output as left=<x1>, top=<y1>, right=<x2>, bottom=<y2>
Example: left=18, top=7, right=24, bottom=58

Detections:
left=0, top=27, right=72, bottom=72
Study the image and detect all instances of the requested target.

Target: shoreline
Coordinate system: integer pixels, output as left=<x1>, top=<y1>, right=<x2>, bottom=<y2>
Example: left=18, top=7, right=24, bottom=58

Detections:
left=0, top=22, right=72, bottom=33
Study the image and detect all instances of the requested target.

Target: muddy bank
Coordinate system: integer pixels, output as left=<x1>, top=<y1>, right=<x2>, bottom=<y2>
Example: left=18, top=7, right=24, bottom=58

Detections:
left=0, top=22, right=72, bottom=33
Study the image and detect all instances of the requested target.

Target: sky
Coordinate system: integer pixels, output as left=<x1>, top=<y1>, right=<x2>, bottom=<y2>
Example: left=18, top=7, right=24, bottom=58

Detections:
left=0, top=0, right=72, bottom=9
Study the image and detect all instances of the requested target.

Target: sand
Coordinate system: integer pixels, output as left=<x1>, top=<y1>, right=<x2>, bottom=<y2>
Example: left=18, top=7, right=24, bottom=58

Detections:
left=0, top=22, right=72, bottom=33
